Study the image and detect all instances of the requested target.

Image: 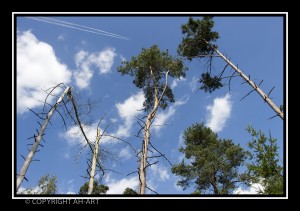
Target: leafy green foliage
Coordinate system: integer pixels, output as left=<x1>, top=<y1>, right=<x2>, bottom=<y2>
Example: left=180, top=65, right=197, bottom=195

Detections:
left=118, top=45, right=187, bottom=112
left=123, top=187, right=138, bottom=195
left=37, top=174, right=57, bottom=194
left=78, top=181, right=109, bottom=195
left=172, top=123, right=249, bottom=194
left=199, top=72, right=223, bottom=93
left=178, top=17, right=219, bottom=60
left=246, top=125, right=283, bottom=195
left=18, top=174, right=57, bottom=194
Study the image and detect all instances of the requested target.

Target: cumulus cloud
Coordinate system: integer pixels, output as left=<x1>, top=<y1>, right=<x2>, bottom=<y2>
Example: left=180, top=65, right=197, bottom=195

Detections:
left=234, top=183, right=264, bottom=194
left=17, top=30, right=72, bottom=113
left=106, top=176, right=139, bottom=194
left=74, top=48, right=117, bottom=89
left=115, top=91, right=145, bottom=137
left=206, top=94, right=232, bottom=133
left=153, top=96, right=189, bottom=133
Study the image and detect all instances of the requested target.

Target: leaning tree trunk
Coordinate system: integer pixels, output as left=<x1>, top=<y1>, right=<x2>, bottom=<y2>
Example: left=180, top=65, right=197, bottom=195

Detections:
left=208, top=42, right=283, bottom=120
left=88, top=128, right=100, bottom=194
left=16, top=86, right=71, bottom=191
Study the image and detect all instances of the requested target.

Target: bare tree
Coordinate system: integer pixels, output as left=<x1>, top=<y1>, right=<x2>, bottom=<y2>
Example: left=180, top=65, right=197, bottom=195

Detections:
left=17, top=84, right=70, bottom=190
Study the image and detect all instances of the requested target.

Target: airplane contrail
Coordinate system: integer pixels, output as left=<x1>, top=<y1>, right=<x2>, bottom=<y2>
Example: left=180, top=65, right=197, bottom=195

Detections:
left=26, top=17, right=129, bottom=40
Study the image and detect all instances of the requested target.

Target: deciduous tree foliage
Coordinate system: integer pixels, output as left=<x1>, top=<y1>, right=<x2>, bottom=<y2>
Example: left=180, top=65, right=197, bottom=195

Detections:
left=172, top=123, right=249, bottom=194
left=79, top=181, right=109, bottom=195
left=246, top=126, right=284, bottom=195
left=118, top=45, right=187, bottom=194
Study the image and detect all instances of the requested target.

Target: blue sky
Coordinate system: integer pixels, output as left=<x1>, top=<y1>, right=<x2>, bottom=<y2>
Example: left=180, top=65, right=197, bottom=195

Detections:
left=15, top=15, right=284, bottom=195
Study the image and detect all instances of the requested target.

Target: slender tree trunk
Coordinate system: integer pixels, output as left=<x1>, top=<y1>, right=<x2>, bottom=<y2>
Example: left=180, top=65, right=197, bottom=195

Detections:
left=88, top=128, right=100, bottom=194
left=138, top=69, right=169, bottom=194
left=209, top=43, right=283, bottom=120
left=138, top=102, right=158, bottom=194
left=16, top=86, right=70, bottom=191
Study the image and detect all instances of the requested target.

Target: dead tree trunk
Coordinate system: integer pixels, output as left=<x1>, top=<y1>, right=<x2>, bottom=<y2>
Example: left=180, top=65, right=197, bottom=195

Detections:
left=16, top=86, right=70, bottom=191
left=138, top=69, right=169, bottom=194
left=207, top=42, right=283, bottom=120
left=88, top=128, right=100, bottom=194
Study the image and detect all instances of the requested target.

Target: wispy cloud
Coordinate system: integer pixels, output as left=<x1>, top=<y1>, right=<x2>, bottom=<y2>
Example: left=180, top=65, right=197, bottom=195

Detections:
left=74, top=48, right=117, bottom=89
left=27, top=17, right=129, bottom=40
left=17, top=30, right=72, bottom=113
left=206, top=94, right=232, bottom=133
left=189, top=76, right=198, bottom=92
left=119, top=146, right=132, bottom=160
left=58, top=33, right=65, bottom=40
left=61, top=122, right=118, bottom=146
left=153, top=96, right=189, bottom=133
left=149, top=164, right=170, bottom=181
left=171, top=76, right=186, bottom=89
left=120, top=55, right=126, bottom=62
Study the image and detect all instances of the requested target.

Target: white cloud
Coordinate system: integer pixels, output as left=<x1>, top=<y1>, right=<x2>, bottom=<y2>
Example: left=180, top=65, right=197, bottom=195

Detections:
left=61, top=122, right=118, bottom=146
left=17, top=30, right=72, bottom=113
left=115, top=91, right=145, bottom=137
left=106, top=176, right=138, bottom=194
left=234, top=183, right=264, bottom=194
left=153, top=97, right=189, bottom=133
left=91, top=48, right=117, bottom=74
left=119, top=146, right=132, bottom=160
left=189, top=76, right=198, bottom=92
left=150, top=164, right=170, bottom=181
left=74, top=48, right=117, bottom=89
left=206, top=94, right=232, bottom=133
left=171, top=76, right=186, bottom=89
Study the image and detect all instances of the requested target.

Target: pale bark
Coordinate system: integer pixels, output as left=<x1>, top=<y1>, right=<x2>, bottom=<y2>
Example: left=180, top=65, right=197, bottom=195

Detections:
left=138, top=69, right=169, bottom=194
left=88, top=128, right=100, bottom=194
left=208, top=42, right=283, bottom=120
left=17, top=86, right=70, bottom=191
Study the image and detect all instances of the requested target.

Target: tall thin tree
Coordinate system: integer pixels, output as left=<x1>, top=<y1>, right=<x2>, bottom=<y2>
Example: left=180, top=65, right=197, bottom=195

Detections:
left=118, top=45, right=187, bottom=194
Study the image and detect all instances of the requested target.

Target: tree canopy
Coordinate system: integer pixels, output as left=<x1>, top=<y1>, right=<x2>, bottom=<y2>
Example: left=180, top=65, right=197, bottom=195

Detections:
left=178, top=16, right=219, bottom=60
left=246, top=125, right=284, bottom=194
left=117, top=45, right=187, bottom=112
left=172, top=123, right=249, bottom=194
left=79, top=181, right=109, bottom=195
left=123, top=187, right=138, bottom=195
left=18, top=174, right=57, bottom=194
